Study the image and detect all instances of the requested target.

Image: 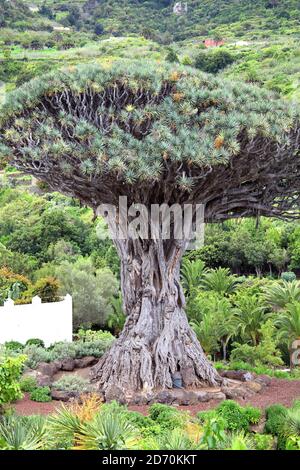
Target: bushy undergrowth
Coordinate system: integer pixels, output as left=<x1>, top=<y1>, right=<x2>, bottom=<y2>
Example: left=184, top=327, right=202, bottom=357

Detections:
left=0, top=395, right=299, bottom=450
left=2, top=331, right=115, bottom=369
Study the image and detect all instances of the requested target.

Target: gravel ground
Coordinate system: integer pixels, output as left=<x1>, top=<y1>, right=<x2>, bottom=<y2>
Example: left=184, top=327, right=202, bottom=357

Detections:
left=14, top=378, right=300, bottom=417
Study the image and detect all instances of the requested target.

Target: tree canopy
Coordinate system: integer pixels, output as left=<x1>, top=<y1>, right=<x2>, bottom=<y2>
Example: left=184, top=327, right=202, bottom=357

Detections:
left=1, top=61, right=300, bottom=221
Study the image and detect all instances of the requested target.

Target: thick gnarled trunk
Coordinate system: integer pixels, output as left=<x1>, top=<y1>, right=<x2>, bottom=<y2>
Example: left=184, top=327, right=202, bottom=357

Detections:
left=92, top=236, right=221, bottom=396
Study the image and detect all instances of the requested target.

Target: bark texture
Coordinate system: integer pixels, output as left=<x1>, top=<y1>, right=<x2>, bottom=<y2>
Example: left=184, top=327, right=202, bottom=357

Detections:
left=92, top=236, right=221, bottom=395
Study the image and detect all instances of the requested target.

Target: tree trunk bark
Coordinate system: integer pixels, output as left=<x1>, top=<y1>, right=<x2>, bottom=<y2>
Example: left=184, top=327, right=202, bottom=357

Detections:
left=92, top=237, right=221, bottom=396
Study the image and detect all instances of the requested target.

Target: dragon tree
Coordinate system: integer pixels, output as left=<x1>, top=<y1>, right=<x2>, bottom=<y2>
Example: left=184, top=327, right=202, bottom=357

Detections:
left=1, top=62, right=300, bottom=398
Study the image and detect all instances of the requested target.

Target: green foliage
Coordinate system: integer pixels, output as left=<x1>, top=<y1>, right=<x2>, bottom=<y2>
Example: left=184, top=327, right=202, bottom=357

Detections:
left=181, top=258, right=207, bottom=297
left=252, top=433, right=274, bottom=450
left=4, top=341, right=24, bottom=352
left=1, top=61, right=297, bottom=198
left=106, top=293, right=126, bottom=336
left=281, top=271, right=296, bottom=282
left=200, top=268, right=239, bottom=295
left=149, top=403, right=186, bottom=430
left=276, top=301, right=300, bottom=349
left=232, top=292, right=267, bottom=346
left=75, top=411, right=138, bottom=450
left=199, top=417, right=226, bottom=450
left=53, top=375, right=91, bottom=393
left=30, top=386, right=52, bottom=403
left=265, top=404, right=287, bottom=436
left=215, top=400, right=261, bottom=431
left=21, top=277, right=60, bottom=303
left=25, top=338, right=45, bottom=348
left=19, top=376, right=37, bottom=393
left=54, top=259, right=119, bottom=329
left=194, top=49, right=235, bottom=73
left=230, top=320, right=283, bottom=367
left=0, top=354, right=26, bottom=406
left=0, top=415, right=48, bottom=450
left=264, top=280, right=300, bottom=310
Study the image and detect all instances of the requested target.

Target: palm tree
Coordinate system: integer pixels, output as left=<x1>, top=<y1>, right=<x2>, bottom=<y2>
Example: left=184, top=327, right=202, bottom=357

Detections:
left=232, top=293, right=268, bottom=346
left=264, top=280, right=300, bottom=311
left=200, top=267, right=239, bottom=295
left=276, top=301, right=300, bottom=368
left=181, top=258, right=207, bottom=297
left=107, top=293, right=126, bottom=336
left=191, top=295, right=235, bottom=360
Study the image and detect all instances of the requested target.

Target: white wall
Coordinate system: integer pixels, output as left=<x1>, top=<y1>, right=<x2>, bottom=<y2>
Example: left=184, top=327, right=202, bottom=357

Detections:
left=0, top=295, right=73, bottom=347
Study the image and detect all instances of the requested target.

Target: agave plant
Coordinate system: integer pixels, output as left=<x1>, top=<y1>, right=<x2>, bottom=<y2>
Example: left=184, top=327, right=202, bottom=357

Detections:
left=0, top=415, right=48, bottom=450
left=220, top=431, right=255, bottom=450
left=200, top=268, right=239, bottom=295
left=75, top=411, right=139, bottom=450
left=284, top=408, right=300, bottom=438
left=47, top=405, right=83, bottom=447
left=158, top=428, right=199, bottom=450
left=264, top=280, right=300, bottom=311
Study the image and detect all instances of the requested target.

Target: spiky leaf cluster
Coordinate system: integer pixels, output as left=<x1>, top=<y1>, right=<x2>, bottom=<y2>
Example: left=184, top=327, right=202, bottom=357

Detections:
left=1, top=61, right=300, bottom=219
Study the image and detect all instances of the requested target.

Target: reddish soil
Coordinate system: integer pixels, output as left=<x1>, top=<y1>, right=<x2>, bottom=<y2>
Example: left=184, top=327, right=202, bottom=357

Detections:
left=14, top=378, right=300, bottom=417
left=14, top=393, right=62, bottom=416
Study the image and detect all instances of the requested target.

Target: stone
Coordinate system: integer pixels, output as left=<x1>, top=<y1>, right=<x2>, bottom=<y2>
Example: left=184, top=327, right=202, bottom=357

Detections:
left=195, top=391, right=210, bottom=403
left=74, top=356, right=97, bottom=369
left=36, top=374, right=52, bottom=387
left=61, top=358, right=75, bottom=371
left=165, top=389, right=195, bottom=406
left=255, top=375, right=272, bottom=387
left=221, top=386, right=250, bottom=400
left=37, top=362, right=59, bottom=377
left=52, top=360, right=63, bottom=370
left=154, top=390, right=176, bottom=405
left=220, top=370, right=254, bottom=382
left=51, top=390, right=78, bottom=402
left=105, top=385, right=127, bottom=404
left=245, top=381, right=262, bottom=393
left=131, top=394, right=150, bottom=406
left=207, top=391, right=226, bottom=401
left=22, top=369, right=52, bottom=387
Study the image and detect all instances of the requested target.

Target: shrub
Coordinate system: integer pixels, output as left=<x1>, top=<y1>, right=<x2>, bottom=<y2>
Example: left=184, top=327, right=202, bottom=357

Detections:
left=4, top=341, right=24, bottom=352
left=0, top=415, right=48, bottom=450
left=74, top=339, right=113, bottom=358
left=230, top=320, right=283, bottom=367
left=23, top=345, right=54, bottom=369
left=19, top=376, right=37, bottom=393
left=252, top=433, right=274, bottom=450
left=53, top=375, right=91, bottom=393
left=50, top=342, right=77, bottom=360
left=265, top=404, right=288, bottom=448
left=0, top=355, right=26, bottom=407
left=21, top=277, right=60, bottom=303
left=25, top=339, right=45, bottom=348
left=215, top=400, right=261, bottom=431
left=30, top=386, right=52, bottom=403
left=149, top=404, right=186, bottom=430
left=74, top=411, right=138, bottom=450
left=194, top=49, right=235, bottom=73
left=281, top=272, right=296, bottom=283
